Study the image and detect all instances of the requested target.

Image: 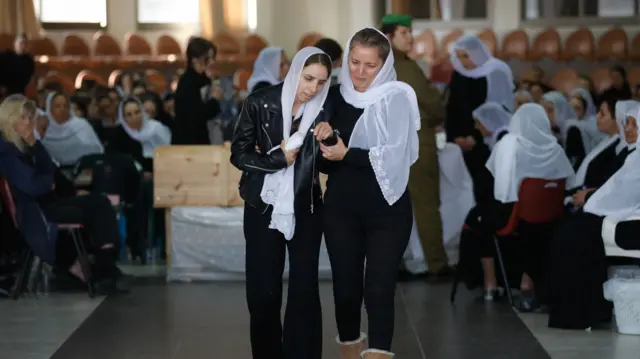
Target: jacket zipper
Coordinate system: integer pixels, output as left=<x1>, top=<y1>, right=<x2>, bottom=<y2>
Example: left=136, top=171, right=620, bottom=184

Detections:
left=262, top=124, right=274, bottom=149
left=311, top=123, right=316, bottom=214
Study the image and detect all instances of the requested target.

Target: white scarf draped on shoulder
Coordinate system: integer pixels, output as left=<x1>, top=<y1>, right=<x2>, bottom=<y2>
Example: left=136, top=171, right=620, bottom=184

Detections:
left=259, top=47, right=331, bottom=240
left=618, top=100, right=640, bottom=151
left=247, top=47, right=283, bottom=93
left=451, top=35, right=515, bottom=112
left=117, top=97, right=172, bottom=158
left=472, top=102, right=512, bottom=150
left=41, top=92, right=104, bottom=165
left=339, top=27, right=421, bottom=205
left=486, top=103, right=575, bottom=203
left=584, top=107, right=640, bottom=220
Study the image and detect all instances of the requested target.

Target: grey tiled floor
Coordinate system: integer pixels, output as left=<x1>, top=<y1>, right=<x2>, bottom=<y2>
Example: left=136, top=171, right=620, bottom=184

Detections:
left=1, top=276, right=639, bottom=359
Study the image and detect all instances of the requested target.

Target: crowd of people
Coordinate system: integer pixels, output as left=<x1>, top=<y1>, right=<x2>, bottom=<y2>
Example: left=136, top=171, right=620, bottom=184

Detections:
left=0, top=12, right=640, bottom=359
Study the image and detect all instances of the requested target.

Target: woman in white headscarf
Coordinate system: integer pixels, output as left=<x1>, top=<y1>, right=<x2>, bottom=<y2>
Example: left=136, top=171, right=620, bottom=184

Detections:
left=41, top=91, right=104, bottom=166
left=564, top=87, right=606, bottom=169
left=108, top=97, right=172, bottom=174
left=540, top=91, right=576, bottom=144
left=445, top=34, right=515, bottom=207
left=230, top=47, right=334, bottom=359
left=567, top=98, right=636, bottom=198
left=317, top=27, right=419, bottom=359
left=472, top=102, right=512, bottom=150
left=548, top=106, right=640, bottom=331
left=457, top=104, right=573, bottom=310
left=247, top=47, right=290, bottom=94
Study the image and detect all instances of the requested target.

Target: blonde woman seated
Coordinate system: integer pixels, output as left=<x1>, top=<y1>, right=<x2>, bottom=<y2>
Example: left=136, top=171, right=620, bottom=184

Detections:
left=0, top=95, right=128, bottom=295
left=548, top=106, right=640, bottom=330
left=41, top=91, right=104, bottom=166
left=457, top=104, right=573, bottom=311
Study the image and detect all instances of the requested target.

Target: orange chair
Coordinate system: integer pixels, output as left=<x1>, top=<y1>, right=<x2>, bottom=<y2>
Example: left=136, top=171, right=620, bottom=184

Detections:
left=297, top=33, right=324, bottom=50
left=451, top=178, right=566, bottom=308
left=499, top=30, right=529, bottom=61
left=562, top=28, right=595, bottom=61
left=530, top=28, right=562, bottom=61
left=156, top=35, right=182, bottom=56
left=596, top=28, right=628, bottom=62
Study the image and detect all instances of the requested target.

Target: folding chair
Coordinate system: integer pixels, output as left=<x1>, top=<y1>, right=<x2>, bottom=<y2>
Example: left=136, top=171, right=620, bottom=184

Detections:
left=0, top=178, right=95, bottom=298
left=451, top=178, right=566, bottom=308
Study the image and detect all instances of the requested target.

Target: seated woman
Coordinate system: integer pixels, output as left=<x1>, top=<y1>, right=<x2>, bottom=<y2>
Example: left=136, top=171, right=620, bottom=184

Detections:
left=0, top=95, right=128, bottom=294
left=41, top=91, right=104, bottom=166
left=565, top=88, right=606, bottom=170
left=471, top=102, right=512, bottom=151
left=541, top=91, right=575, bottom=145
left=568, top=100, right=640, bottom=210
left=457, top=104, right=574, bottom=310
left=548, top=107, right=640, bottom=330
left=107, top=97, right=172, bottom=260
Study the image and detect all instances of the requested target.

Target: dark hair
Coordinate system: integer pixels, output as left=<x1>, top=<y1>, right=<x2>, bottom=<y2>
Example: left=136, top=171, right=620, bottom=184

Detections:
left=132, top=81, right=146, bottom=91
left=121, top=97, right=140, bottom=113
left=573, top=95, right=588, bottom=114
left=70, top=93, right=91, bottom=116
left=379, top=23, right=400, bottom=38
left=303, top=53, right=332, bottom=77
left=314, top=38, right=343, bottom=64
left=350, top=28, right=391, bottom=61
left=600, top=97, right=618, bottom=118
left=610, top=65, right=627, bottom=78
left=186, top=37, right=217, bottom=68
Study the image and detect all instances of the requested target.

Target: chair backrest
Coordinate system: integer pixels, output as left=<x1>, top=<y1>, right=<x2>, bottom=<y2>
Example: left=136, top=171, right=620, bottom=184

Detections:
left=0, top=177, right=18, bottom=227
left=517, top=178, right=566, bottom=224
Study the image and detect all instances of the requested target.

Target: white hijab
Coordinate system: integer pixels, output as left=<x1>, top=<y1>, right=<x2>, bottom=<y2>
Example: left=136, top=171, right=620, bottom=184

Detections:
left=472, top=102, right=512, bottom=150
left=584, top=107, right=640, bottom=220
left=451, top=35, right=515, bottom=112
left=260, top=47, right=331, bottom=240
left=41, top=92, right=104, bottom=165
left=117, top=97, right=172, bottom=158
left=486, top=103, right=575, bottom=203
left=615, top=100, right=640, bottom=153
left=542, top=91, right=576, bottom=136
left=339, top=27, right=420, bottom=205
left=247, top=47, right=283, bottom=93
left=565, top=88, right=605, bottom=153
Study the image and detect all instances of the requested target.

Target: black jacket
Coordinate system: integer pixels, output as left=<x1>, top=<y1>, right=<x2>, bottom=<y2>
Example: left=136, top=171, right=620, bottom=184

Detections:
left=230, top=84, right=330, bottom=214
left=172, top=67, right=220, bottom=145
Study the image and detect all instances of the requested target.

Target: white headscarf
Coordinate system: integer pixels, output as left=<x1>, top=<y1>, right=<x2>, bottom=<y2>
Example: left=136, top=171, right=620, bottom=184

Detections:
left=620, top=106, right=640, bottom=152
left=339, top=27, right=420, bottom=205
left=584, top=107, right=640, bottom=220
left=542, top=91, right=576, bottom=135
left=615, top=100, right=640, bottom=153
left=260, top=47, right=331, bottom=240
left=565, top=88, right=604, bottom=153
left=486, top=103, right=575, bottom=203
left=117, top=97, right=172, bottom=158
left=41, top=92, right=104, bottom=165
left=472, top=102, right=512, bottom=150
left=247, top=47, right=283, bottom=93
left=451, top=35, right=515, bottom=112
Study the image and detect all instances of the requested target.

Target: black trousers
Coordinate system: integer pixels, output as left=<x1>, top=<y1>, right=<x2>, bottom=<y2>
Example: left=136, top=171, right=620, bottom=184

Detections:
left=244, top=204, right=323, bottom=359
left=40, top=194, right=120, bottom=271
left=324, top=192, right=412, bottom=352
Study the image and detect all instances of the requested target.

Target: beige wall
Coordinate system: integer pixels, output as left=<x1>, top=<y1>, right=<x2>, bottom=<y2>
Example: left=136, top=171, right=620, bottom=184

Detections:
left=38, top=0, right=639, bottom=55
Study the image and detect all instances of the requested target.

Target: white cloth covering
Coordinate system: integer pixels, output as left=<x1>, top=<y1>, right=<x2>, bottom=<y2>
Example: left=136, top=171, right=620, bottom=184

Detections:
left=247, top=47, right=283, bottom=93
left=117, top=97, right=172, bottom=158
left=472, top=102, right=512, bottom=150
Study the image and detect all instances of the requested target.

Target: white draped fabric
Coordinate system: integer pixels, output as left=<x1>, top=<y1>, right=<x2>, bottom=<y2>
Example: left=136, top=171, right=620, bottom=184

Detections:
left=117, top=97, right=172, bottom=158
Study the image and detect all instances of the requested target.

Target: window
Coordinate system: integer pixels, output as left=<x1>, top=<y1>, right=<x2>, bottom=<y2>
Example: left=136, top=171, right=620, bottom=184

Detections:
left=136, top=0, right=200, bottom=29
left=33, top=0, right=107, bottom=29
left=522, top=0, right=639, bottom=23
left=400, top=0, right=488, bottom=21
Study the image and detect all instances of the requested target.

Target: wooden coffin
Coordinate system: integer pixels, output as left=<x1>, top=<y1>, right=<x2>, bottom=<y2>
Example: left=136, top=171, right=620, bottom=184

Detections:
left=153, top=144, right=243, bottom=207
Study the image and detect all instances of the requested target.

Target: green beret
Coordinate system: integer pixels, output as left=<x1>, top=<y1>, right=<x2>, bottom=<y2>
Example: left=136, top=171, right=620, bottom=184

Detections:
left=381, top=14, right=413, bottom=28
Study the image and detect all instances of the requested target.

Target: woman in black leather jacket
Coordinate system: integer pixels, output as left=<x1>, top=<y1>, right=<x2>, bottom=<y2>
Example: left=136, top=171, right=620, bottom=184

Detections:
left=230, top=47, right=335, bottom=359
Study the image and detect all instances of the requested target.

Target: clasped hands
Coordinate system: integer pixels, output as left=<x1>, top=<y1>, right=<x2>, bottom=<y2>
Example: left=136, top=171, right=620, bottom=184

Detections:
left=259, top=123, right=348, bottom=165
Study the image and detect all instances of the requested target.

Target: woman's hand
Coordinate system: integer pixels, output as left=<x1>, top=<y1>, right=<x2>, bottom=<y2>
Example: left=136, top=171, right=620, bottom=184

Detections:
left=281, top=140, right=299, bottom=166
left=313, top=122, right=333, bottom=141
left=572, top=188, right=595, bottom=207
left=455, top=136, right=475, bottom=152
left=320, top=137, right=348, bottom=161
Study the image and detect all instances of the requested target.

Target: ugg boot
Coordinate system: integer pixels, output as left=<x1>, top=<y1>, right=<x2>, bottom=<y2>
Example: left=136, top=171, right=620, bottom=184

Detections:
left=361, top=348, right=395, bottom=358
left=337, top=332, right=367, bottom=359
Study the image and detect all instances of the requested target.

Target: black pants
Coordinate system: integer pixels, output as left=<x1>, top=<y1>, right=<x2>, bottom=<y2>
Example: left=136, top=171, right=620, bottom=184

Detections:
left=244, top=204, right=323, bottom=359
left=41, top=194, right=120, bottom=271
left=324, top=193, right=412, bottom=352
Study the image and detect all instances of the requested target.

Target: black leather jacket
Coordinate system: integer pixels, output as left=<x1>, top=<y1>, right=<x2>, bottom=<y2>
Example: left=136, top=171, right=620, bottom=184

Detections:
left=230, top=84, right=330, bottom=214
